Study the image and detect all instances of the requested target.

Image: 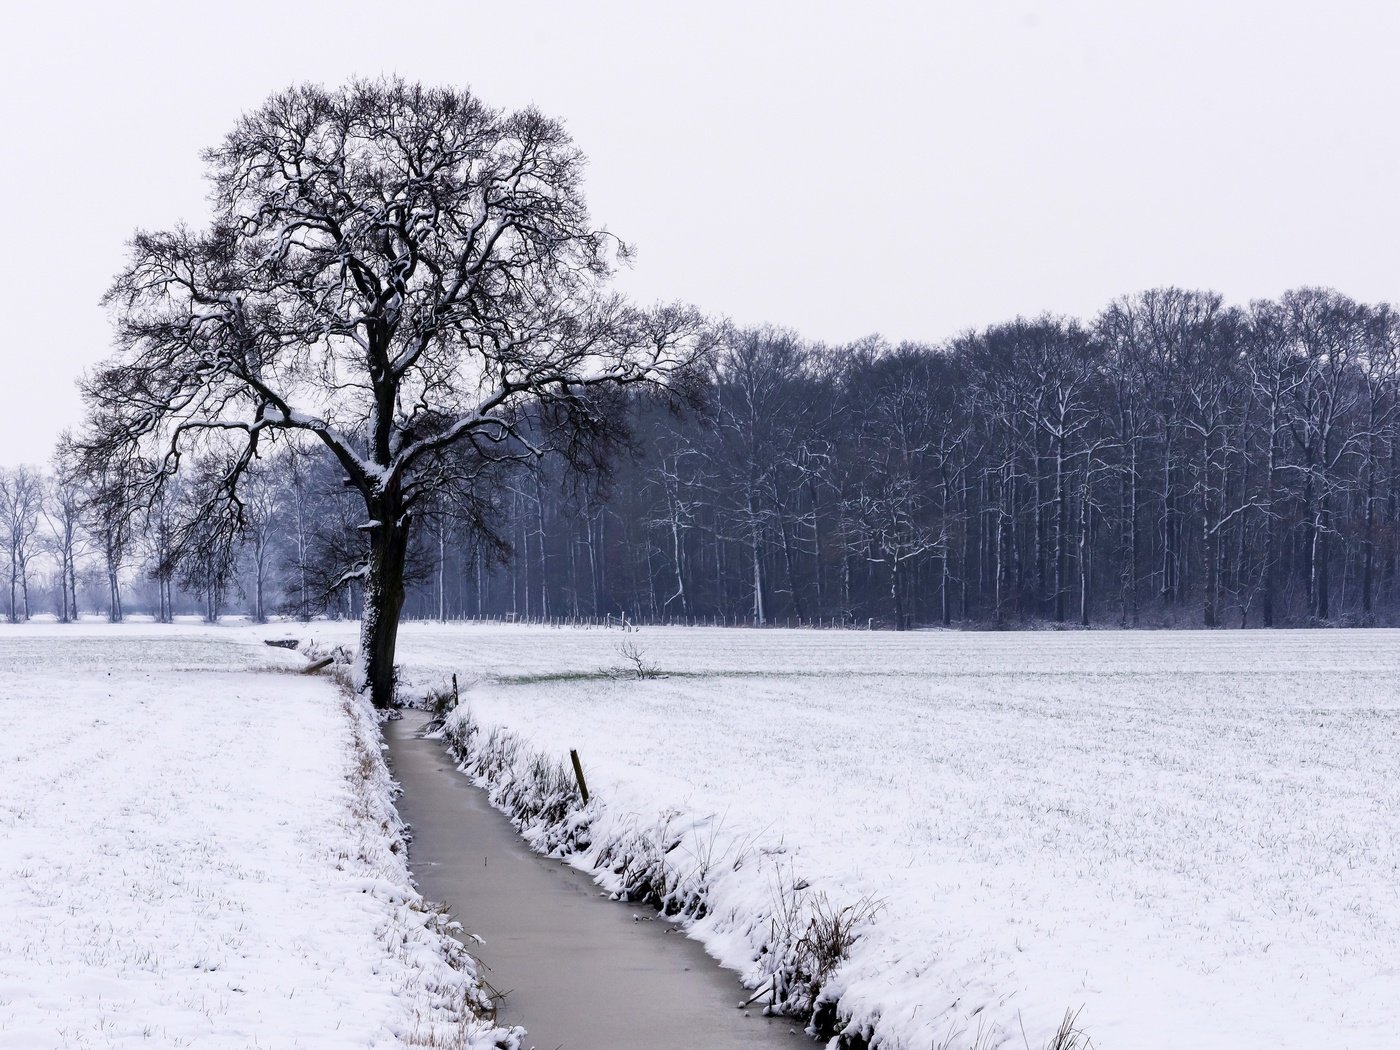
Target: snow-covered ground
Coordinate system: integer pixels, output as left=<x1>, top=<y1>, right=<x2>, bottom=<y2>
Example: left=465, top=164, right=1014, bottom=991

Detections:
left=7, top=619, right=1397, bottom=1049
left=286, top=621, right=1397, bottom=1050
left=0, top=623, right=513, bottom=1050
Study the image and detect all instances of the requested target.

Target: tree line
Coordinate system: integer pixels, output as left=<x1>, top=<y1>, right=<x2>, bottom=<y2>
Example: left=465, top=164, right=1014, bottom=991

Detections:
left=394, top=285, right=1400, bottom=630
left=10, top=283, right=1399, bottom=631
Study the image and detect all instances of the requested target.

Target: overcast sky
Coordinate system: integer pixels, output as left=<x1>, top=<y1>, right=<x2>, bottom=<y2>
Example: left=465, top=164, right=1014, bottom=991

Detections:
left=1, top=0, right=1396, bottom=465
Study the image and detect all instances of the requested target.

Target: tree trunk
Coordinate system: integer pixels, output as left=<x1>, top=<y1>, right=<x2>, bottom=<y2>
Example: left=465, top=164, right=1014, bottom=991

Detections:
left=669, top=510, right=688, bottom=616
left=1079, top=476, right=1091, bottom=627
left=475, top=545, right=485, bottom=617
left=777, top=503, right=804, bottom=619
left=1033, top=434, right=1045, bottom=612
left=1363, top=427, right=1376, bottom=615
left=59, top=550, right=71, bottom=624
left=891, top=556, right=904, bottom=630
left=1161, top=429, right=1174, bottom=605
left=748, top=493, right=766, bottom=625
left=437, top=518, right=447, bottom=621
left=1262, top=406, right=1278, bottom=627
left=1386, top=436, right=1398, bottom=601
left=1302, top=469, right=1316, bottom=615
left=1231, top=418, right=1251, bottom=626
left=1202, top=438, right=1218, bottom=628
left=535, top=473, right=549, bottom=619
left=356, top=510, right=411, bottom=709
left=940, top=468, right=952, bottom=626
left=1053, top=435, right=1067, bottom=623
left=1316, top=498, right=1331, bottom=620
left=1127, top=437, right=1139, bottom=626
left=107, top=559, right=122, bottom=623
left=809, top=479, right=826, bottom=614
left=255, top=545, right=267, bottom=624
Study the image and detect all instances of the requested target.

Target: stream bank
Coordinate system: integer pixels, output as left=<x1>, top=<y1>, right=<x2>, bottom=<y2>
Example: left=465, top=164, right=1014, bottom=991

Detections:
left=383, top=710, right=813, bottom=1050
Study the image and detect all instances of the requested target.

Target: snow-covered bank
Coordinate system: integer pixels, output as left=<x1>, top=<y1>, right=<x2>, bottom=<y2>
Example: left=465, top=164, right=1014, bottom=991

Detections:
left=0, top=627, right=515, bottom=1049
left=436, top=704, right=889, bottom=1046
left=312, top=622, right=1399, bottom=1050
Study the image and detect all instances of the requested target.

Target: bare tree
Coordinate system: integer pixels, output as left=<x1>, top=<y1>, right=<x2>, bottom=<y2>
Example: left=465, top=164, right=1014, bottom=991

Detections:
left=145, top=472, right=178, bottom=623
left=41, top=451, right=87, bottom=623
left=1280, top=288, right=1367, bottom=621
left=704, top=327, right=816, bottom=625
left=79, top=78, right=707, bottom=704
left=79, top=459, right=134, bottom=623
left=240, top=467, right=280, bottom=624
left=0, top=466, right=43, bottom=622
left=279, top=443, right=320, bottom=621
left=1356, top=305, right=1400, bottom=617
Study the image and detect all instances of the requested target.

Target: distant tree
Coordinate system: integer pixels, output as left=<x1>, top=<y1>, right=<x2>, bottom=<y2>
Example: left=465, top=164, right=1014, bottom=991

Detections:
left=41, top=446, right=87, bottom=623
left=144, top=471, right=179, bottom=624
left=704, top=327, right=816, bottom=625
left=79, top=78, right=708, bottom=704
left=278, top=443, right=321, bottom=622
left=0, top=466, right=43, bottom=622
left=842, top=346, right=951, bottom=628
left=1240, top=299, right=1301, bottom=626
left=1356, top=305, right=1400, bottom=617
left=73, top=456, right=134, bottom=623
left=238, top=466, right=280, bottom=624
left=1279, top=288, right=1368, bottom=621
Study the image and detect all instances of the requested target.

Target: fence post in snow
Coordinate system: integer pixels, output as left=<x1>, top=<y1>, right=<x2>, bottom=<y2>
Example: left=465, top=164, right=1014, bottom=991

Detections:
left=569, top=749, right=590, bottom=804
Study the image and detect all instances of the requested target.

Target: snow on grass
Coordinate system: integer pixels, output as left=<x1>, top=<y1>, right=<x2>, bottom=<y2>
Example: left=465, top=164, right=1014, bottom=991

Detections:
left=0, top=625, right=516, bottom=1050
left=287, top=621, right=1399, bottom=1050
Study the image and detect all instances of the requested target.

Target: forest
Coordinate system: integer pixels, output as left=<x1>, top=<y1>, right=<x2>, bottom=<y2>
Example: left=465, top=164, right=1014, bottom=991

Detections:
left=4, top=284, right=1398, bottom=631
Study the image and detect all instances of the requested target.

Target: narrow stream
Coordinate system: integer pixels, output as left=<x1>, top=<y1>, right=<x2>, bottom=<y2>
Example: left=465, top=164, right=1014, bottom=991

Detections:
left=383, top=710, right=813, bottom=1050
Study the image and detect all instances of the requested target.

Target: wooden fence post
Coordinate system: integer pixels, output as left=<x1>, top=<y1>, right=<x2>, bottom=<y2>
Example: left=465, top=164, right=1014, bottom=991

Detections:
left=569, top=749, right=590, bottom=804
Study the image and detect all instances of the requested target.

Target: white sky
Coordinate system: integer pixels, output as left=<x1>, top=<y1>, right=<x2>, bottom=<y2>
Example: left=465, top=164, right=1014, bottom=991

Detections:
left=1, top=0, right=1397, bottom=466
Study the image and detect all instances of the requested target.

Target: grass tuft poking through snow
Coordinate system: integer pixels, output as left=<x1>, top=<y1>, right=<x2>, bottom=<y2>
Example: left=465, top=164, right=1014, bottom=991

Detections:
left=1039, top=1008, right=1094, bottom=1050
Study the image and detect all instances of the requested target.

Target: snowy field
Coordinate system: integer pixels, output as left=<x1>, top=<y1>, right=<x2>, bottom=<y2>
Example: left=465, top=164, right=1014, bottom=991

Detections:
left=282, top=621, right=1398, bottom=1050
left=5, top=620, right=1397, bottom=1050
left=0, top=623, right=512, bottom=1050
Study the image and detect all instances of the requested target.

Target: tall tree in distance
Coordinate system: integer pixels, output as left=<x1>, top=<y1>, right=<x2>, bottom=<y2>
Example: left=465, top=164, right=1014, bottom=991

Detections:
left=79, top=78, right=708, bottom=705
left=0, top=466, right=43, bottom=623
left=41, top=446, right=86, bottom=623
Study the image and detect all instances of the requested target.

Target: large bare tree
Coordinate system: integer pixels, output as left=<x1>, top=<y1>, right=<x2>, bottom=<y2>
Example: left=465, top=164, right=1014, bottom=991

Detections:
left=80, top=78, right=706, bottom=704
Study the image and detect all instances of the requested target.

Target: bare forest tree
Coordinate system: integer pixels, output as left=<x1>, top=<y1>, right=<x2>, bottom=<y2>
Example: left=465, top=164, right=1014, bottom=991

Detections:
left=41, top=461, right=85, bottom=623
left=0, top=466, right=43, bottom=622
left=239, top=469, right=279, bottom=623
